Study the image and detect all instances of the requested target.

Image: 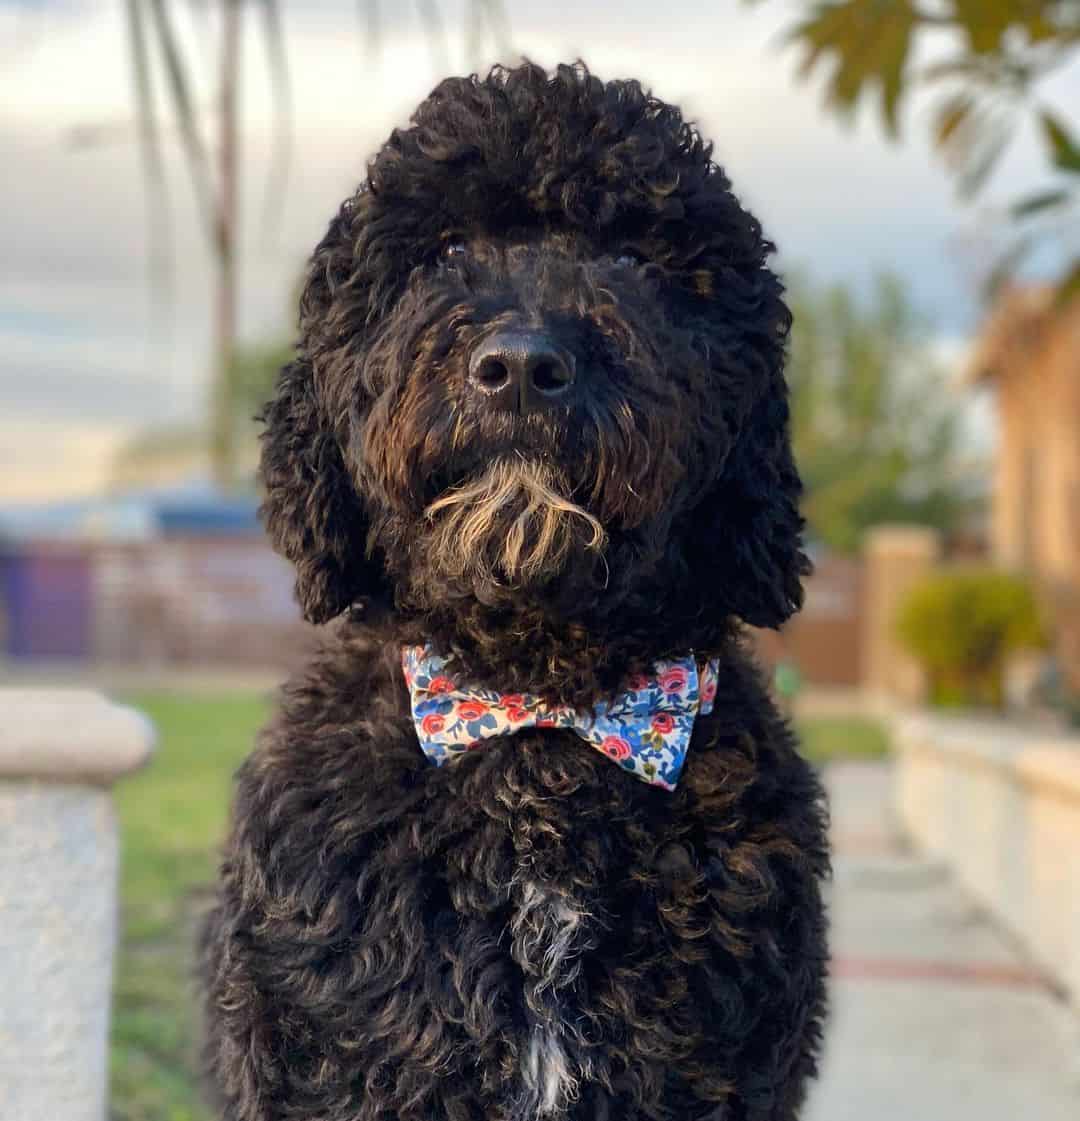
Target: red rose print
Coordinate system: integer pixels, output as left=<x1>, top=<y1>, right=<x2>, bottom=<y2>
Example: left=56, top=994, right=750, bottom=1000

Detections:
left=651, top=713, right=675, bottom=734
left=601, top=735, right=631, bottom=761
left=627, top=673, right=650, bottom=692
left=507, top=706, right=530, bottom=723
left=659, top=666, right=689, bottom=693
left=702, top=680, right=717, bottom=705
left=456, top=700, right=488, bottom=721
left=420, top=713, right=446, bottom=736
left=428, top=676, right=455, bottom=694
left=502, top=694, right=525, bottom=708
left=536, top=715, right=557, bottom=728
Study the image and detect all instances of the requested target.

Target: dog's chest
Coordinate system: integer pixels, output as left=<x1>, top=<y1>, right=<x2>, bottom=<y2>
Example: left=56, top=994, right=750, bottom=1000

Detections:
left=509, top=877, right=591, bottom=1118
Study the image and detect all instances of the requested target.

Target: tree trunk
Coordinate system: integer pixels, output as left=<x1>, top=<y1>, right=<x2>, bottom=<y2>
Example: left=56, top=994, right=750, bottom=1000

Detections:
left=210, top=0, right=242, bottom=489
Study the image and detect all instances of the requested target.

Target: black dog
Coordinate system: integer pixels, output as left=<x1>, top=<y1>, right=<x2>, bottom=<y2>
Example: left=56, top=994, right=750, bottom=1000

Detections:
left=201, top=62, right=828, bottom=1121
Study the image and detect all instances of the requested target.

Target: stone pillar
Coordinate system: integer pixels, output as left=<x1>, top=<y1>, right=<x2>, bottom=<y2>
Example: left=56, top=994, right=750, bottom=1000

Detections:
left=861, top=525, right=942, bottom=706
left=0, top=691, right=155, bottom=1121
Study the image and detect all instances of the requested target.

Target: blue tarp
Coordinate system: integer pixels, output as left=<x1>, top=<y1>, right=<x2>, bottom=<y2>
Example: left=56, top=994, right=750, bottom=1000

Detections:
left=156, top=497, right=261, bottom=536
left=0, top=484, right=262, bottom=542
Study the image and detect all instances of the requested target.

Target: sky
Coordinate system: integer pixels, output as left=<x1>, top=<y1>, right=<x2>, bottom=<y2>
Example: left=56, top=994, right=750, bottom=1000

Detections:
left=1, top=0, right=1076, bottom=503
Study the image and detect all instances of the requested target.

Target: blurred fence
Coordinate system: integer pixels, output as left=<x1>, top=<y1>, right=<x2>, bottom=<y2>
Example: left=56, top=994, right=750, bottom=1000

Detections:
left=2, top=533, right=872, bottom=683
left=0, top=536, right=315, bottom=670
left=0, top=545, right=93, bottom=659
left=0, top=524, right=1007, bottom=701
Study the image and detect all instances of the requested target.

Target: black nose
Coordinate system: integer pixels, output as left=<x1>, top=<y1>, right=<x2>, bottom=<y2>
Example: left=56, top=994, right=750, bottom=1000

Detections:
left=468, top=330, right=576, bottom=413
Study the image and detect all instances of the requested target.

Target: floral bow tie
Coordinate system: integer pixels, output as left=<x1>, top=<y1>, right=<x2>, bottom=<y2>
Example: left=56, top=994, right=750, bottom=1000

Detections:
left=401, top=645, right=718, bottom=790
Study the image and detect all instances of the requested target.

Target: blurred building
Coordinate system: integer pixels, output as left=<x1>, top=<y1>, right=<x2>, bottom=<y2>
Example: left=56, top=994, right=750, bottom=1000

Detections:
left=968, top=285, right=1080, bottom=685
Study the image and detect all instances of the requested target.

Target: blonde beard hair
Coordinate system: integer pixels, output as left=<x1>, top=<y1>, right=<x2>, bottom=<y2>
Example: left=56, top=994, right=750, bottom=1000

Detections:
left=424, top=459, right=607, bottom=588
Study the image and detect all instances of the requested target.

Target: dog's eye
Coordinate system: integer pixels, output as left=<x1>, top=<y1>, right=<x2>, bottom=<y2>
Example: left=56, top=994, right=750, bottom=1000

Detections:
left=440, top=241, right=469, bottom=268
left=614, top=249, right=645, bottom=268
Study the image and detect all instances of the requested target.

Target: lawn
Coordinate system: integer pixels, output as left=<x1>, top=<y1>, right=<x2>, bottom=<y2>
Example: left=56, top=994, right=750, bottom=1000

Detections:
left=796, top=714, right=891, bottom=766
left=109, top=691, right=887, bottom=1119
left=111, top=691, right=270, bottom=1121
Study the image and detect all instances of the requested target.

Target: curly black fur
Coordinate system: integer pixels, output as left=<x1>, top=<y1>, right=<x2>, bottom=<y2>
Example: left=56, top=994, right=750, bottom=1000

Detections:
left=201, top=62, right=829, bottom=1121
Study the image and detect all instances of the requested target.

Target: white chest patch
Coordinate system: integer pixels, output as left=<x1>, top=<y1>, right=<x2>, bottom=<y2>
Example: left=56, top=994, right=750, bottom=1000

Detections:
left=510, top=879, right=591, bottom=1118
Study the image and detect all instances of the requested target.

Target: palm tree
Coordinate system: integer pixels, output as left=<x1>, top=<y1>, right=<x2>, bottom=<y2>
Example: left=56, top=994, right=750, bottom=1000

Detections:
left=97, top=1, right=511, bottom=488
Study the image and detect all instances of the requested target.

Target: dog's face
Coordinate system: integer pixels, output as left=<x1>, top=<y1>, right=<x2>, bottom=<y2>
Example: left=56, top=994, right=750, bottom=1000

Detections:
left=357, top=230, right=741, bottom=614
left=262, top=63, right=807, bottom=638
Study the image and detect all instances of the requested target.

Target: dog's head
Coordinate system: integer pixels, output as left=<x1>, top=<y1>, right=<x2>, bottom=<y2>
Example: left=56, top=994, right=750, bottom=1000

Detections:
left=262, top=62, right=807, bottom=641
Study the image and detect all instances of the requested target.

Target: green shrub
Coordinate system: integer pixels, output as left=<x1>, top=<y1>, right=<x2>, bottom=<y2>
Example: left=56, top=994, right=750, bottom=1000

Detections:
left=895, top=567, right=1047, bottom=710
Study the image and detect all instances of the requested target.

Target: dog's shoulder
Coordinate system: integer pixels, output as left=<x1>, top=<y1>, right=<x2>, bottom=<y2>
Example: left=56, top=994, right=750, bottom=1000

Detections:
left=689, top=641, right=828, bottom=847
left=226, top=615, right=422, bottom=856
left=272, top=613, right=411, bottom=741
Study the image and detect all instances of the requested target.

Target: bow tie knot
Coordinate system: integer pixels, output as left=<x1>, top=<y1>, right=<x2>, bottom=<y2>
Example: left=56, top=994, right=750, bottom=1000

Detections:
left=402, top=645, right=718, bottom=790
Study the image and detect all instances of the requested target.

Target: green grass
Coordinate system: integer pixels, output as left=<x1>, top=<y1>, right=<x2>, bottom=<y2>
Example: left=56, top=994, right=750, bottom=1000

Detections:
left=107, top=692, right=885, bottom=1117
left=795, top=714, right=890, bottom=765
left=111, top=692, right=269, bottom=1121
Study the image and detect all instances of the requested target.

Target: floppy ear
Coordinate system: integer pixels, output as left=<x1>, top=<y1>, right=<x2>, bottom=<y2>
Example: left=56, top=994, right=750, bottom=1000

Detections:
left=685, top=355, right=810, bottom=632
left=259, top=357, right=383, bottom=624
left=258, top=195, right=393, bottom=623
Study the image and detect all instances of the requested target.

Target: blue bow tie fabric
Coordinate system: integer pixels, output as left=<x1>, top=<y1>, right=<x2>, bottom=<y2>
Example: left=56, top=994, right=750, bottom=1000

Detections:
left=402, top=645, right=718, bottom=790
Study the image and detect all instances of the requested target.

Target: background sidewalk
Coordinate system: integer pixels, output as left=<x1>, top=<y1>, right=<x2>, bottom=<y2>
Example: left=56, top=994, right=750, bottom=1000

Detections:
left=806, top=763, right=1080, bottom=1121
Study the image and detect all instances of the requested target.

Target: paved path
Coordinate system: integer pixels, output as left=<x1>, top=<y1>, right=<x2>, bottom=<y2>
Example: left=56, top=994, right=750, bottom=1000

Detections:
left=806, top=763, right=1080, bottom=1121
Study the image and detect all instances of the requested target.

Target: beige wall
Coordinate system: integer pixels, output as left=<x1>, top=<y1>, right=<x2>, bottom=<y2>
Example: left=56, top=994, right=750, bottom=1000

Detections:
left=751, top=554, right=864, bottom=687
left=991, top=305, right=1080, bottom=588
left=861, top=526, right=942, bottom=703
left=894, top=711, right=1080, bottom=1013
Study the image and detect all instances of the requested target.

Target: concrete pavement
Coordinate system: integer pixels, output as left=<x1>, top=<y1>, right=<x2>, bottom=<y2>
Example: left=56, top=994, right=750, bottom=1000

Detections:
left=806, top=763, right=1080, bottom=1121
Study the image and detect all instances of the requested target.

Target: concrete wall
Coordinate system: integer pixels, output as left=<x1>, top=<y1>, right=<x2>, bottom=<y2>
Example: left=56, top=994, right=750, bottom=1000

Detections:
left=893, top=712, right=1080, bottom=1011
left=0, top=691, right=155, bottom=1121
left=861, top=526, right=942, bottom=705
left=752, top=553, right=864, bottom=687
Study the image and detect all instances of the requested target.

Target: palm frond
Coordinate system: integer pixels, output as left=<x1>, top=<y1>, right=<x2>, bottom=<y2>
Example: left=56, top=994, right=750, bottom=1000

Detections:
left=256, top=0, right=293, bottom=246
left=361, top=0, right=380, bottom=58
left=147, top=0, right=219, bottom=239
left=415, top=0, right=449, bottom=74
left=125, top=0, right=174, bottom=336
left=473, top=0, right=512, bottom=64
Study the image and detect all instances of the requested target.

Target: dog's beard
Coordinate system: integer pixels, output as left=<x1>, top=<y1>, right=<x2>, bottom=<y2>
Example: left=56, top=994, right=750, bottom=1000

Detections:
left=423, top=459, right=607, bottom=594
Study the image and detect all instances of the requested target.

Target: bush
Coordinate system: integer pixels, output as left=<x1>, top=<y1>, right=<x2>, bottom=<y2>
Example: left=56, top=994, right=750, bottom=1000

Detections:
left=895, top=567, right=1047, bottom=710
